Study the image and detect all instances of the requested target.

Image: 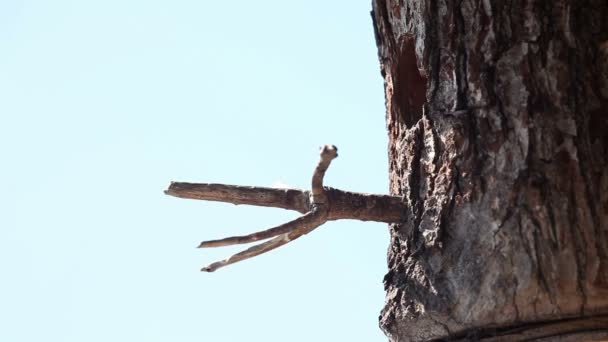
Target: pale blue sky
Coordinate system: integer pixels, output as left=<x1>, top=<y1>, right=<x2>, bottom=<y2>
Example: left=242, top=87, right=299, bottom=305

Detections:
left=1, top=1, right=390, bottom=341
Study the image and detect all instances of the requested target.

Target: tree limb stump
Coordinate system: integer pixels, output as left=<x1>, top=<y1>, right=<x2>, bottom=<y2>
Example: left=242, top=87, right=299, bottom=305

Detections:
left=165, top=145, right=404, bottom=272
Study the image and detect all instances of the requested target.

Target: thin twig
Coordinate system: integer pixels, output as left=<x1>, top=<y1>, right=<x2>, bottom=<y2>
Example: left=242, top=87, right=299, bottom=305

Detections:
left=198, top=211, right=318, bottom=248
left=201, top=234, right=293, bottom=272
left=201, top=209, right=325, bottom=272
left=311, top=145, right=338, bottom=204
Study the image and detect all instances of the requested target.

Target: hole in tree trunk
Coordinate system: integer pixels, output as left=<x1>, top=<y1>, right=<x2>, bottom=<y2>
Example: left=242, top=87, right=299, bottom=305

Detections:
left=393, top=34, right=427, bottom=128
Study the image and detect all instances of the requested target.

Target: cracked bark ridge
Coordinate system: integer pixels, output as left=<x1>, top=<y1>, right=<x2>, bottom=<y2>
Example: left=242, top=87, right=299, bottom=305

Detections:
left=165, top=145, right=404, bottom=272
left=372, top=0, right=608, bottom=341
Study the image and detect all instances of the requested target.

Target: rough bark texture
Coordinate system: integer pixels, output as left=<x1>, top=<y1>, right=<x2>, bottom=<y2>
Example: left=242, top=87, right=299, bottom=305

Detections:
left=371, top=0, right=608, bottom=340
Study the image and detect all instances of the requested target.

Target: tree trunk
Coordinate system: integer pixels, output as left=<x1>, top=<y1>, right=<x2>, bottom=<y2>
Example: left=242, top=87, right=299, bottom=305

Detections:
left=371, top=0, right=608, bottom=340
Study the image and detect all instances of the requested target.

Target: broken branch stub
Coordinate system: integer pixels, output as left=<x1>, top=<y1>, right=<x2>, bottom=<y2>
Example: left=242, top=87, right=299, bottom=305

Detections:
left=165, top=145, right=404, bottom=272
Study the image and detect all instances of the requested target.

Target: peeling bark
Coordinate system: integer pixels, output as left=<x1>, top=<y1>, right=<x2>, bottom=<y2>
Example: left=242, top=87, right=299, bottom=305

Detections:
left=372, top=0, right=608, bottom=340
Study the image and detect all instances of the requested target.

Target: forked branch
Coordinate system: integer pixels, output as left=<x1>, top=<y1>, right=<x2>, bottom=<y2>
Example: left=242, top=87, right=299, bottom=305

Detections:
left=165, top=145, right=404, bottom=272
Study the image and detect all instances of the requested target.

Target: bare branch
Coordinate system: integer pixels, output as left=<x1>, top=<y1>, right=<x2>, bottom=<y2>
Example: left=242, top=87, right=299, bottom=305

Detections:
left=201, top=209, right=326, bottom=272
left=201, top=234, right=292, bottom=272
left=165, top=144, right=405, bottom=272
left=325, top=188, right=404, bottom=223
left=165, top=182, right=309, bottom=213
left=165, top=182, right=403, bottom=224
left=198, top=211, right=318, bottom=248
left=311, top=145, right=338, bottom=204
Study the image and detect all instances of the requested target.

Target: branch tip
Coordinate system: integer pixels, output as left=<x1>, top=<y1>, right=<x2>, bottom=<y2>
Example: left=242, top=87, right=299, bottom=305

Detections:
left=320, top=144, right=338, bottom=160
left=312, top=145, right=338, bottom=202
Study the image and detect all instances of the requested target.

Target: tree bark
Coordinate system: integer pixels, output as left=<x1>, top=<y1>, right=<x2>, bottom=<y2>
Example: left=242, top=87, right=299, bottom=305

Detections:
left=371, top=0, right=608, bottom=341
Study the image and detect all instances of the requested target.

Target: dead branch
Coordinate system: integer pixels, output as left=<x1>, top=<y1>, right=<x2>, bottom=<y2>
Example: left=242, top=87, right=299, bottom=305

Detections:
left=165, top=145, right=404, bottom=272
left=197, top=211, right=318, bottom=248
left=200, top=207, right=327, bottom=272
left=164, top=183, right=309, bottom=213
left=311, top=144, right=338, bottom=204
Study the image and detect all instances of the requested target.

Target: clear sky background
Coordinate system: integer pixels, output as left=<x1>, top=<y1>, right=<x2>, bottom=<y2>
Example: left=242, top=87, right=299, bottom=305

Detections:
left=1, top=1, right=390, bottom=341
